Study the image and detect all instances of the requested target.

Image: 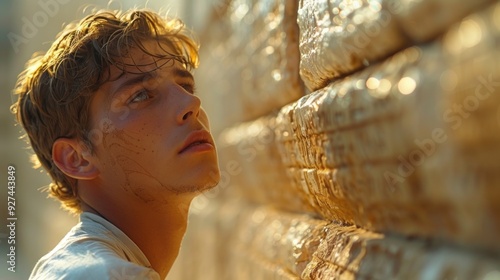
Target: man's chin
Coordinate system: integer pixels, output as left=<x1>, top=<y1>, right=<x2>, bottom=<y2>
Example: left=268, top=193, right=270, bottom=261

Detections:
left=196, top=180, right=220, bottom=194
left=199, top=168, right=221, bottom=193
left=173, top=177, right=220, bottom=196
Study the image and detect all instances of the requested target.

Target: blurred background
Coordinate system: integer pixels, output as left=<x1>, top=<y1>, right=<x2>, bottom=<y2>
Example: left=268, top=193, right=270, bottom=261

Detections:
left=2, top=0, right=499, bottom=279
left=0, top=1, right=219, bottom=279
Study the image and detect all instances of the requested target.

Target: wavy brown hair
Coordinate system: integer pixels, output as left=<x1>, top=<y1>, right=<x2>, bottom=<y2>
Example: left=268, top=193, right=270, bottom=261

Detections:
left=11, top=9, right=199, bottom=214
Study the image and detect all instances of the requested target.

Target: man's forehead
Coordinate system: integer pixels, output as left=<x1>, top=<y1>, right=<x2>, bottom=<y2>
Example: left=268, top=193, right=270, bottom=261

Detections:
left=109, top=56, right=187, bottom=79
left=92, top=41, right=192, bottom=98
left=105, top=63, right=192, bottom=95
left=113, top=42, right=187, bottom=75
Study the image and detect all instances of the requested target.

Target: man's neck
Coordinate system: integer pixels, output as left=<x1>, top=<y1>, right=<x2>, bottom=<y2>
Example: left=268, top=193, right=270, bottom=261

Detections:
left=82, top=194, right=194, bottom=279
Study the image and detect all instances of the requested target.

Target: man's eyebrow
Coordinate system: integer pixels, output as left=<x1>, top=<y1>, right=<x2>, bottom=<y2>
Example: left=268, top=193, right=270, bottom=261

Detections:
left=112, top=72, right=155, bottom=96
left=173, top=68, right=194, bottom=80
left=110, top=68, right=193, bottom=97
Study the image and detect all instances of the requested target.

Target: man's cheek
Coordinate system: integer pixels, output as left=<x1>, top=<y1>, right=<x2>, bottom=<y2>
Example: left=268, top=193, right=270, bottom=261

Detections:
left=126, top=173, right=167, bottom=203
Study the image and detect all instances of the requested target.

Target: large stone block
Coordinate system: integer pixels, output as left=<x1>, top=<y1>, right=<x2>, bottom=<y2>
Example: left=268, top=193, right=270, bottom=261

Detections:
left=298, top=0, right=406, bottom=91
left=197, top=0, right=305, bottom=135
left=277, top=2, right=500, bottom=250
left=298, top=0, right=495, bottom=91
left=302, top=223, right=500, bottom=279
left=217, top=115, right=314, bottom=213
left=228, top=205, right=329, bottom=279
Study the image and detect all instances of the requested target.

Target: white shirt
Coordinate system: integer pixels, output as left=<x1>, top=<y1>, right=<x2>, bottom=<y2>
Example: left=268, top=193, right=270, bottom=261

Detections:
left=29, top=212, right=161, bottom=280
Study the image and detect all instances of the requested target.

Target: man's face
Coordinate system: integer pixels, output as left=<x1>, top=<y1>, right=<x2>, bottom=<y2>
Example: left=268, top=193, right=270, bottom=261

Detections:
left=86, top=42, right=220, bottom=204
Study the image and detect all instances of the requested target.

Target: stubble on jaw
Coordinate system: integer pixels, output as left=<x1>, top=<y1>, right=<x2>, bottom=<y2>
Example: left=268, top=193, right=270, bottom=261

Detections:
left=96, top=128, right=220, bottom=204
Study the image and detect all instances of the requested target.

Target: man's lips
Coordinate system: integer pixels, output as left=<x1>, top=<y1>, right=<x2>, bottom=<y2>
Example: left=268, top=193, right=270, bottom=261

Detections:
left=178, top=130, right=214, bottom=154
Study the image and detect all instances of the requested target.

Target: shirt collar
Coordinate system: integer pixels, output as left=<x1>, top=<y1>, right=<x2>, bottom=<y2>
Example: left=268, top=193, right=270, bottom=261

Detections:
left=79, top=212, right=153, bottom=268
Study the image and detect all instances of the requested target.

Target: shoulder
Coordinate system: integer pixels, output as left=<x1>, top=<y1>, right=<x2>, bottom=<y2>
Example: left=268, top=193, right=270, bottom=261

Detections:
left=29, top=233, right=160, bottom=280
left=30, top=248, right=160, bottom=280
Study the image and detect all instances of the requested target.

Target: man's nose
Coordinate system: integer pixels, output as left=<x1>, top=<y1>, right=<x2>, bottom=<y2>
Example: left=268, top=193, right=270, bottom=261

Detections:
left=175, top=87, right=201, bottom=124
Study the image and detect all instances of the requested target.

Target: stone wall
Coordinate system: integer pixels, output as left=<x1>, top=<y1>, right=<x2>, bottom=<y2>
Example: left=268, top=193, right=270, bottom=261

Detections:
left=169, top=0, right=500, bottom=279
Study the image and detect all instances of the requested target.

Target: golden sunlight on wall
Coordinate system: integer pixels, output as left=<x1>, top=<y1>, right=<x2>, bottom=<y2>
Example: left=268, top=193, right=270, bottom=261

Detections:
left=170, top=0, right=500, bottom=279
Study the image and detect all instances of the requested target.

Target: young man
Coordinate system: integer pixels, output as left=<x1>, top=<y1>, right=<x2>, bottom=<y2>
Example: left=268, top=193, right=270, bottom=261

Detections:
left=12, top=9, right=220, bottom=279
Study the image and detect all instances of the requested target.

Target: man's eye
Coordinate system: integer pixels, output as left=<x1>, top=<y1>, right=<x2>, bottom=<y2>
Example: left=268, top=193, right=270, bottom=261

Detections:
left=128, top=90, right=150, bottom=104
left=181, top=83, right=196, bottom=94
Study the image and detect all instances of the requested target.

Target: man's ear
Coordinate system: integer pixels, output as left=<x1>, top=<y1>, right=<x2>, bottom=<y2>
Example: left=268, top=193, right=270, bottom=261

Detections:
left=52, top=138, right=99, bottom=180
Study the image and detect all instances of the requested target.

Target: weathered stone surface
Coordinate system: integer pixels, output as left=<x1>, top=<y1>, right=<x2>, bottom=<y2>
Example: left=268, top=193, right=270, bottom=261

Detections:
left=197, top=0, right=305, bottom=135
left=298, top=0, right=495, bottom=91
left=217, top=115, right=314, bottom=213
left=277, top=2, right=500, bottom=249
left=171, top=2, right=500, bottom=279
